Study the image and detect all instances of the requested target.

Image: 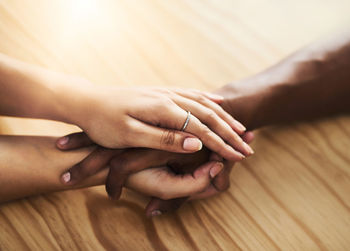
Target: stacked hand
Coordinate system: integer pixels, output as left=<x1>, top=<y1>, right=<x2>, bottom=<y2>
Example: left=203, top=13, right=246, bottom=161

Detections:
left=56, top=131, right=254, bottom=216
left=2, top=31, right=350, bottom=211
left=0, top=53, right=254, bottom=211
left=64, top=85, right=253, bottom=159
left=56, top=83, right=254, bottom=216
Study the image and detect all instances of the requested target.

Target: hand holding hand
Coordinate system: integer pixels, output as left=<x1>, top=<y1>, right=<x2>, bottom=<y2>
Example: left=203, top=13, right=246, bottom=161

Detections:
left=56, top=131, right=254, bottom=216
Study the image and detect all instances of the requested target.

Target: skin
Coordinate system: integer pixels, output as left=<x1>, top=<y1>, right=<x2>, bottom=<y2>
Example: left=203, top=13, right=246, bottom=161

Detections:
left=1, top=30, right=350, bottom=216
left=0, top=53, right=253, bottom=160
left=60, top=30, right=350, bottom=215
left=0, top=135, right=228, bottom=204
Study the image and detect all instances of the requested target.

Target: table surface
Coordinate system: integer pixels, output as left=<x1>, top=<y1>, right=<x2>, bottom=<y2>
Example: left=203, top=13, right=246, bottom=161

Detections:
left=1, top=0, right=350, bottom=250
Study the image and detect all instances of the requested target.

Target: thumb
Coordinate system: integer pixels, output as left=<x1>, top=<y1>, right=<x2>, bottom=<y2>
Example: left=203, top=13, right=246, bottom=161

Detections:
left=56, top=132, right=94, bottom=150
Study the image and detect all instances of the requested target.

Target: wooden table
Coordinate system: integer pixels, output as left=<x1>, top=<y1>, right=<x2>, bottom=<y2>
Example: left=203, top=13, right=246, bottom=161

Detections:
left=1, top=0, right=350, bottom=250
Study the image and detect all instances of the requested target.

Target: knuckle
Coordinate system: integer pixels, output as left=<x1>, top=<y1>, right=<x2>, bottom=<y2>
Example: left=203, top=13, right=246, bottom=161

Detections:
left=110, top=157, right=126, bottom=171
left=206, top=110, right=218, bottom=122
left=198, top=95, right=207, bottom=102
left=81, top=165, right=95, bottom=176
left=212, top=103, right=225, bottom=114
left=160, top=130, right=177, bottom=147
left=157, top=88, right=172, bottom=95
left=160, top=97, right=175, bottom=107
left=152, top=97, right=167, bottom=110
left=200, top=124, right=213, bottom=139
left=110, top=155, right=137, bottom=175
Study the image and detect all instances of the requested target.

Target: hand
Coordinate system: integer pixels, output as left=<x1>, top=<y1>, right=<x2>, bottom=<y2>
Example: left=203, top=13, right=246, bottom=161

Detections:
left=146, top=132, right=254, bottom=216
left=56, top=131, right=254, bottom=212
left=61, top=85, right=253, bottom=161
left=57, top=132, right=211, bottom=198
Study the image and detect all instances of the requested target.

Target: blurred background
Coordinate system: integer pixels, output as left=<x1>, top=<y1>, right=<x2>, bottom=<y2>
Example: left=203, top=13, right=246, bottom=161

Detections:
left=1, top=0, right=350, bottom=84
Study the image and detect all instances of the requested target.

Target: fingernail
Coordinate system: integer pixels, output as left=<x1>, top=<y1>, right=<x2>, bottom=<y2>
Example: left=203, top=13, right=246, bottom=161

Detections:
left=244, top=142, right=254, bottom=155
left=210, top=162, right=224, bottom=178
left=58, top=136, right=69, bottom=146
left=61, top=172, right=71, bottom=183
left=238, top=152, right=246, bottom=160
left=233, top=120, right=246, bottom=132
left=183, top=138, right=202, bottom=151
left=151, top=210, right=162, bottom=217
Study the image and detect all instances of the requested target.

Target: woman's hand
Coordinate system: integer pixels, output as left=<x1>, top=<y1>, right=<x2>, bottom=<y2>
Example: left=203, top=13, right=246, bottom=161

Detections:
left=62, top=85, right=253, bottom=161
left=0, top=54, right=251, bottom=159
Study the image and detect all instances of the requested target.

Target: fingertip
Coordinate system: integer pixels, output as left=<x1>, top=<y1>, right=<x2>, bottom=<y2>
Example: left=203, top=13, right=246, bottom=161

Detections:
left=209, top=162, right=224, bottom=178
left=231, top=120, right=246, bottom=134
left=204, top=93, right=224, bottom=103
left=150, top=210, right=162, bottom=217
left=146, top=205, right=164, bottom=218
left=243, top=142, right=254, bottom=155
left=193, top=161, right=218, bottom=178
left=105, top=184, right=122, bottom=201
left=183, top=137, right=202, bottom=152
left=145, top=197, right=187, bottom=217
left=145, top=199, right=158, bottom=217
left=228, top=152, right=245, bottom=162
left=61, top=171, right=71, bottom=184
left=56, top=136, right=69, bottom=149
left=243, top=131, right=255, bottom=143
left=56, top=132, right=94, bottom=150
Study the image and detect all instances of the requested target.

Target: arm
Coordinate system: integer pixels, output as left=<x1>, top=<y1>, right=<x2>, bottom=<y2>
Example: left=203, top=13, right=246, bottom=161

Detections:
left=0, top=53, right=76, bottom=121
left=61, top=30, right=350, bottom=187
left=0, top=53, right=252, bottom=160
left=0, top=135, right=219, bottom=204
left=0, top=135, right=103, bottom=202
left=150, top=31, right=350, bottom=213
left=216, top=31, right=350, bottom=129
left=39, top=31, right=350, bottom=215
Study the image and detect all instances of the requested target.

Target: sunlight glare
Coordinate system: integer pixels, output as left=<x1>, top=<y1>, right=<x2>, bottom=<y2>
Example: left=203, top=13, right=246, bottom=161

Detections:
left=69, top=0, right=99, bottom=24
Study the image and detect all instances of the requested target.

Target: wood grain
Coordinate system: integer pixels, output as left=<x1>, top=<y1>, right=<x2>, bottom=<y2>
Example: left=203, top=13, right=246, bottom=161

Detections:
left=0, top=0, right=350, bottom=250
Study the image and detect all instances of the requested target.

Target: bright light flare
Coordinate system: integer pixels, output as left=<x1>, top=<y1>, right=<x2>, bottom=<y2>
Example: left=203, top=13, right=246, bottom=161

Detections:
left=69, top=0, right=99, bottom=25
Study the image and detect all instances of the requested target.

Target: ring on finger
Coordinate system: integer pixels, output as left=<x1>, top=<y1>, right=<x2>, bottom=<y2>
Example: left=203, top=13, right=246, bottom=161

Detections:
left=181, top=111, right=191, bottom=131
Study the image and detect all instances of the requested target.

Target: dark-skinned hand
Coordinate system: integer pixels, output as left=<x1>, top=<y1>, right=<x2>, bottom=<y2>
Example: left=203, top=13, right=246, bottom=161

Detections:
left=56, top=132, right=254, bottom=216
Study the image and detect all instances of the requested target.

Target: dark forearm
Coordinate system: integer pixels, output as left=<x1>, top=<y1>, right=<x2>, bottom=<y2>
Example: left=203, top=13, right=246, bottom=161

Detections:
left=216, top=31, right=350, bottom=130
left=0, top=135, right=108, bottom=203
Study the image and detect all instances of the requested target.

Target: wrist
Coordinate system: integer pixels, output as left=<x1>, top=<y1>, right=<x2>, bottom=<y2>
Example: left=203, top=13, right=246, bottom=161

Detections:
left=215, top=76, right=280, bottom=130
left=53, top=75, right=96, bottom=126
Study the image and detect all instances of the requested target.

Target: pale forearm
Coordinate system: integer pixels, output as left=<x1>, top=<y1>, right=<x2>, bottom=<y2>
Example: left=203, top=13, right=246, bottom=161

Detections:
left=0, top=53, right=88, bottom=123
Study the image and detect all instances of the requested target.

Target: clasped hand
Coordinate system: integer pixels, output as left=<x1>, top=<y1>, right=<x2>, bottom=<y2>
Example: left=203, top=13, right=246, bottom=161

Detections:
left=57, top=85, right=254, bottom=216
